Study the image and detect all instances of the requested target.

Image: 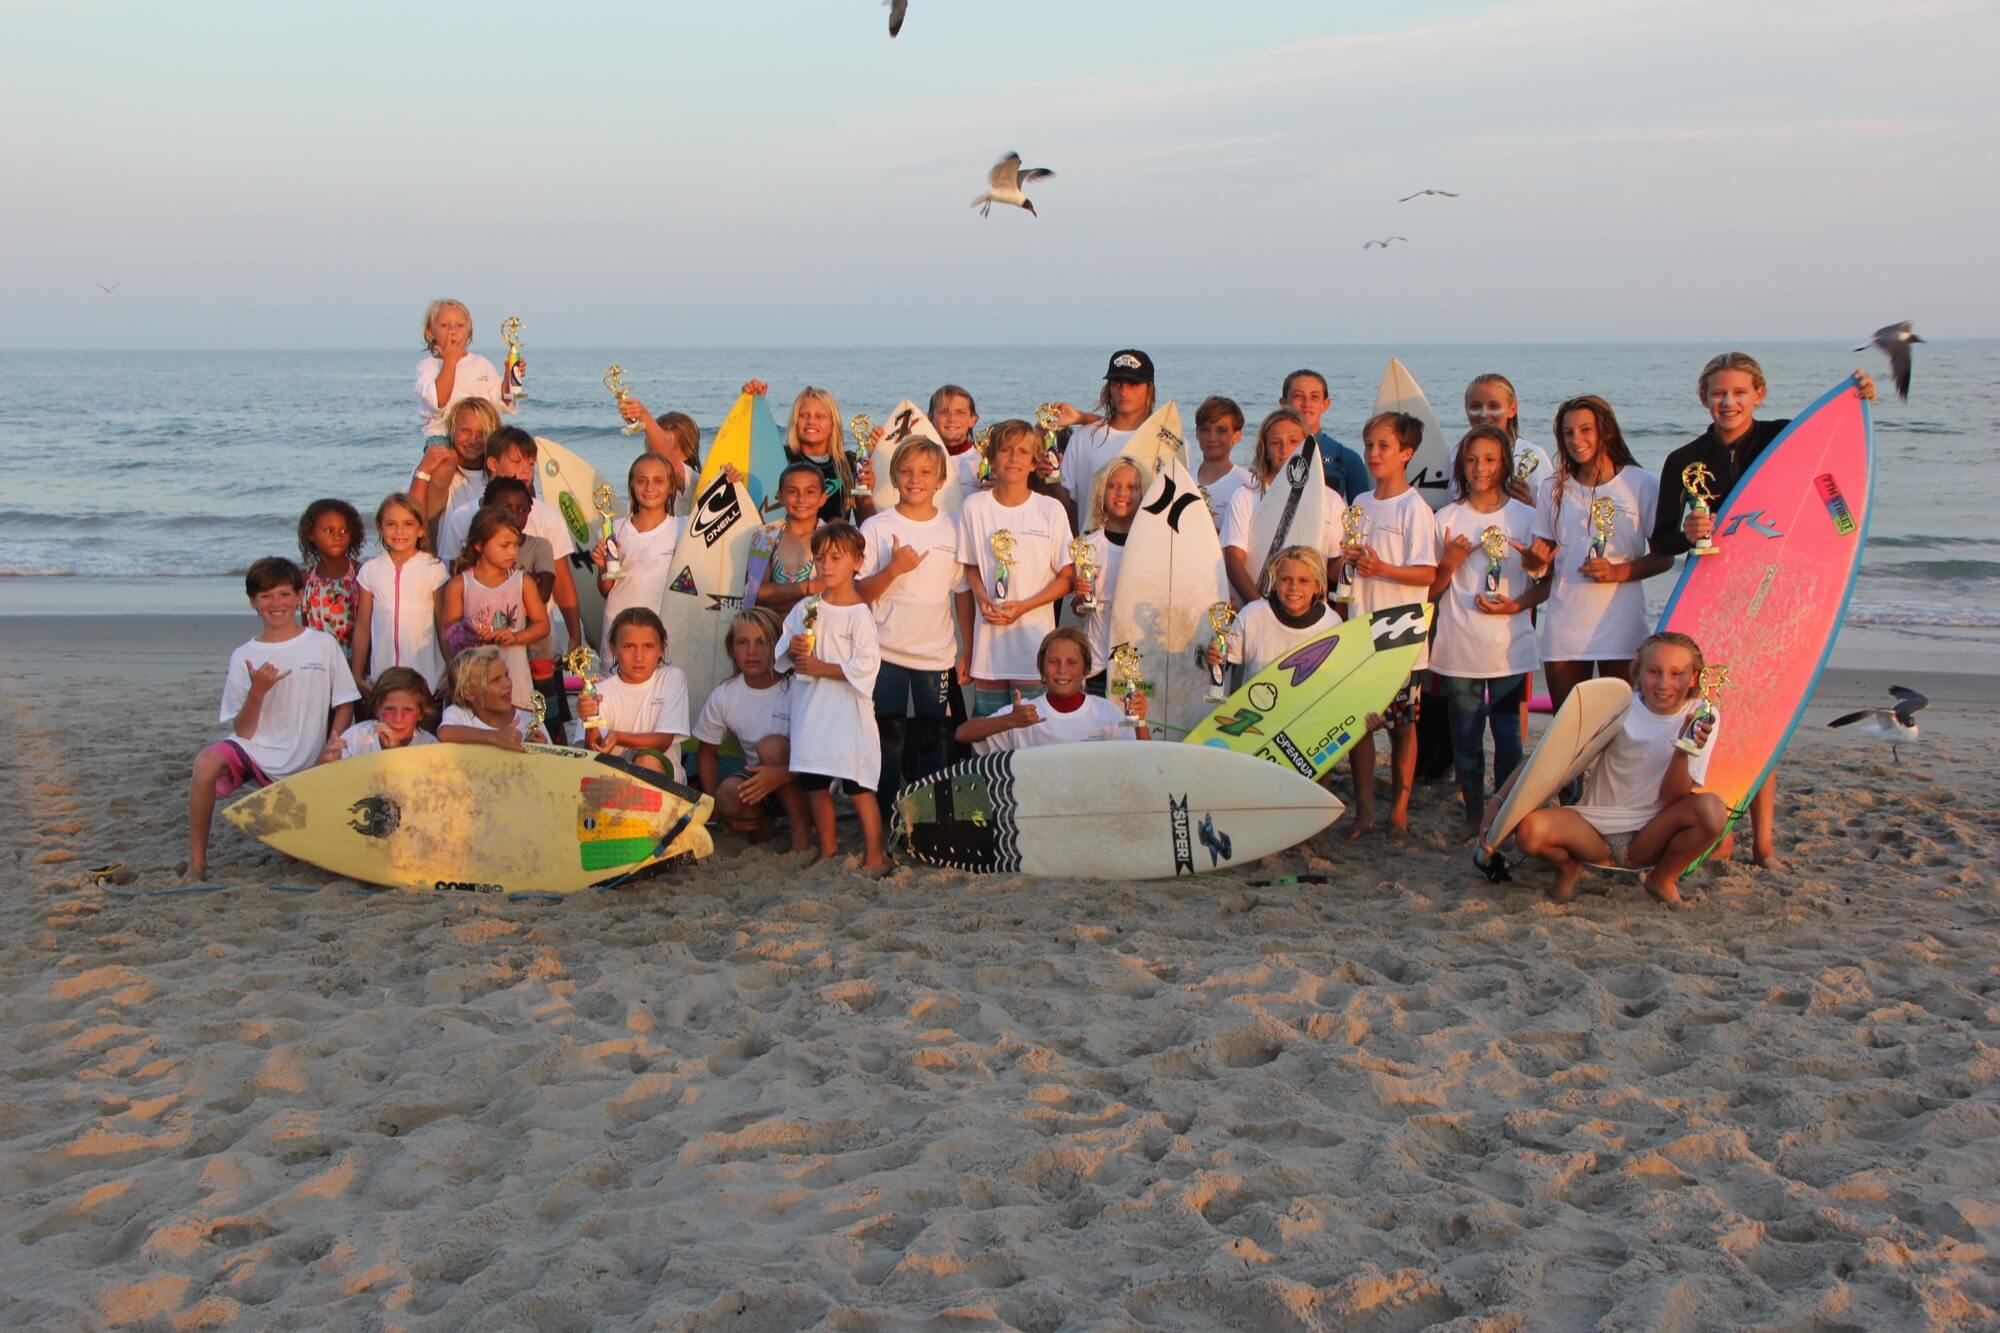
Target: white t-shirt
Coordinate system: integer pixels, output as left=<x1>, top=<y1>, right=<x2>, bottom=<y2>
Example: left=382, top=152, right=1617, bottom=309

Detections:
left=945, top=445, right=985, bottom=509
left=439, top=703, right=544, bottom=742
left=1572, top=697, right=1716, bottom=836
left=692, top=675, right=793, bottom=750
left=1197, top=464, right=1255, bottom=532
left=1431, top=498, right=1539, bottom=679
left=1073, top=527, right=1127, bottom=680
left=1227, top=599, right=1339, bottom=681
left=1062, top=421, right=1137, bottom=517
left=974, top=693, right=1132, bottom=754
left=859, top=508, right=969, bottom=672
left=1348, top=488, right=1441, bottom=672
left=1220, top=476, right=1349, bottom=564
left=957, top=490, right=1075, bottom=681
left=335, top=720, right=438, bottom=758
left=578, top=667, right=691, bottom=781
left=1533, top=469, right=1660, bottom=663
left=1446, top=438, right=1557, bottom=502
left=599, top=514, right=683, bottom=657
left=437, top=495, right=576, bottom=565
left=773, top=598, right=882, bottom=789
left=219, top=629, right=361, bottom=779
left=416, top=353, right=510, bottom=440
left=357, top=552, right=450, bottom=689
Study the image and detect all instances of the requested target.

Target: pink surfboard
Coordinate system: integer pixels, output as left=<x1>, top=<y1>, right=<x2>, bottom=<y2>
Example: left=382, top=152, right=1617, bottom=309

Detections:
left=1655, top=380, right=1873, bottom=864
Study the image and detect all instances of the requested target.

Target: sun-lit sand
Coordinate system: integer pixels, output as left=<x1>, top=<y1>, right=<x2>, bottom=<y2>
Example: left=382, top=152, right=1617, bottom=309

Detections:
left=3, top=615, right=1996, bottom=1329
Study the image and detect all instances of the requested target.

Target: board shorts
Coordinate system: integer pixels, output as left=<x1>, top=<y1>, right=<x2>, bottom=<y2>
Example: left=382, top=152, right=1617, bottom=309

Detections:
left=204, top=740, right=271, bottom=797
left=1376, top=670, right=1427, bottom=731
left=795, top=771, right=875, bottom=795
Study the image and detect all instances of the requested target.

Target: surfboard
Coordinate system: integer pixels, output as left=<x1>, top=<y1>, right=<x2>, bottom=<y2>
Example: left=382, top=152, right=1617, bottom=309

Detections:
left=1655, top=379, right=1874, bottom=871
left=710, top=392, right=789, bottom=521
left=662, top=399, right=763, bottom=740
left=223, top=744, right=715, bottom=895
left=1108, top=455, right=1231, bottom=738
left=1184, top=602, right=1432, bottom=779
left=1371, top=359, right=1453, bottom=509
left=893, top=742, right=1342, bottom=879
left=1244, top=446, right=1328, bottom=591
left=865, top=399, right=956, bottom=514
left=537, top=436, right=615, bottom=650
left=1476, top=677, right=1632, bottom=869
left=1119, top=400, right=1187, bottom=477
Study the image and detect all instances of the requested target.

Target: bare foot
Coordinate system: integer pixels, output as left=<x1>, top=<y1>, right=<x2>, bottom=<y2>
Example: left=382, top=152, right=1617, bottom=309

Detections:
left=1643, top=871, right=1683, bottom=905
left=185, top=860, right=206, bottom=882
left=862, top=858, right=893, bottom=877
left=1458, top=821, right=1482, bottom=844
left=1547, top=861, right=1582, bottom=902
left=1752, top=844, right=1783, bottom=870
left=1345, top=816, right=1374, bottom=842
left=1386, top=824, right=1411, bottom=846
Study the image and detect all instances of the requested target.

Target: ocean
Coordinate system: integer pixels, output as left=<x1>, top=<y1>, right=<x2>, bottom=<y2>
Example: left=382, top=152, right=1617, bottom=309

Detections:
left=1, top=343, right=1992, bottom=671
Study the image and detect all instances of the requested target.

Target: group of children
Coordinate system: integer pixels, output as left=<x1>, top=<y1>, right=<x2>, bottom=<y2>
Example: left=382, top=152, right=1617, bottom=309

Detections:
left=186, top=297, right=1876, bottom=900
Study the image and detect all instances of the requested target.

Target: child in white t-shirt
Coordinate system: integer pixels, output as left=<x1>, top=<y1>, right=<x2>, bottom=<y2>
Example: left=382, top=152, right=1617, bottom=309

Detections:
left=437, top=646, right=550, bottom=748
left=414, top=298, right=513, bottom=447
left=1221, top=408, right=1348, bottom=606
left=574, top=607, right=691, bottom=782
left=694, top=608, right=809, bottom=851
left=1210, top=545, right=1339, bottom=684
left=1069, top=456, right=1143, bottom=692
left=1193, top=396, right=1254, bottom=531
left=956, top=627, right=1148, bottom=753
left=1504, top=632, right=1726, bottom=905
left=352, top=492, right=451, bottom=693
left=858, top=438, right=970, bottom=801
left=1430, top=426, right=1547, bottom=838
left=957, top=420, right=1075, bottom=717
left=1344, top=412, right=1441, bottom=838
left=928, top=384, right=987, bottom=511
left=774, top=523, right=889, bottom=871
left=322, top=668, right=438, bottom=762
left=592, top=453, right=683, bottom=660
left=187, top=557, right=361, bottom=880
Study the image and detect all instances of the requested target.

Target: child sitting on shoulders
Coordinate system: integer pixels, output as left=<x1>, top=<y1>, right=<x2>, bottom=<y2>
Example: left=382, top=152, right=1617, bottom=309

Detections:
left=298, top=499, right=363, bottom=658
left=186, top=557, right=361, bottom=879
left=956, top=627, right=1148, bottom=752
left=773, top=523, right=889, bottom=871
left=322, top=668, right=437, bottom=761
left=1503, top=632, right=1725, bottom=906
left=1210, top=544, right=1338, bottom=684
left=414, top=298, right=513, bottom=450
left=695, top=608, right=810, bottom=850
left=437, top=645, right=549, bottom=748
left=573, top=608, right=691, bottom=781
left=1070, top=457, right=1143, bottom=695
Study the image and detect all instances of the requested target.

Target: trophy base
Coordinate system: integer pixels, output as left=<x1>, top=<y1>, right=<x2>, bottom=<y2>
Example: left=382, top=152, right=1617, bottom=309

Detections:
left=620, top=423, right=645, bottom=437
left=602, top=568, right=630, bottom=584
left=1672, top=738, right=1706, bottom=756
left=1333, top=588, right=1354, bottom=605
left=1077, top=599, right=1099, bottom=615
left=1689, top=542, right=1720, bottom=557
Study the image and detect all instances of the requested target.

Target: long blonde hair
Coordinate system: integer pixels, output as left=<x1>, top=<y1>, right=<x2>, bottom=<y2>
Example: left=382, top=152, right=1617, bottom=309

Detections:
left=1263, top=544, right=1328, bottom=600
left=448, top=645, right=507, bottom=709
left=726, top=607, right=786, bottom=678
left=1250, top=408, right=1311, bottom=487
left=1087, top=457, right=1145, bottom=531
left=785, top=386, right=856, bottom=514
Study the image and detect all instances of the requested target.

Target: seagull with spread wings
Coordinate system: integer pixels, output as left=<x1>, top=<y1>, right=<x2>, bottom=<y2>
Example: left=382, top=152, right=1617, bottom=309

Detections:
left=972, top=152, right=1055, bottom=218
left=1854, top=320, right=1922, bottom=400
left=1828, top=684, right=1928, bottom=762
left=1363, top=237, right=1408, bottom=249
left=1398, top=189, right=1459, bottom=202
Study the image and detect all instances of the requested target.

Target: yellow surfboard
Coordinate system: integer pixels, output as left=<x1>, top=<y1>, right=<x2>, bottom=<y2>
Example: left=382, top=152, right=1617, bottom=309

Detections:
left=224, top=744, right=714, bottom=895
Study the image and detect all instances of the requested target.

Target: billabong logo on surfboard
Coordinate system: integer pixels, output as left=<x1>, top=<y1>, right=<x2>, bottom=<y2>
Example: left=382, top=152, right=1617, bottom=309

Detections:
left=1368, top=604, right=1430, bottom=651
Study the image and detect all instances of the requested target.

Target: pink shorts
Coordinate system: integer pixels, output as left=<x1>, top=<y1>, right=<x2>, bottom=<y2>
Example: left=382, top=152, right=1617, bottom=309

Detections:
left=204, top=740, right=272, bottom=797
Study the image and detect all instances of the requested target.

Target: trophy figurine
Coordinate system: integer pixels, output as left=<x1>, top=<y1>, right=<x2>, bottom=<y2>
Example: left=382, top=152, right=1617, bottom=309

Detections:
left=499, top=315, right=526, bottom=407
left=1480, top=524, right=1509, bottom=597
left=1110, top=644, right=1145, bottom=728
left=1204, top=602, right=1237, bottom=703
left=1513, top=451, right=1540, bottom=486
left=566, top=646, right=607, bottom=738
left=1675, top=664, right=1729, bottom=755
left=850, top=413, right=876, bottom=467
left=974, top=426, right=994, bottom=483
left=1588, top=496, right=1617, bottom=561
left=1334, top=506, right=1367, bottom=603
left=603, top=363, right=644, bottom=437
left=1069, top=537, right=1099, bottom=612
left=1034, top=403, right=1064, bottom=484
left=799, top=595, right=821, bottom=659
left=1682, top=462, right=1720, bottom=556
left=527, top=689, right=549, bottom=745
left=989, top=530, right=1017, bottom=600
left=593, top=482, right=627, bottom=583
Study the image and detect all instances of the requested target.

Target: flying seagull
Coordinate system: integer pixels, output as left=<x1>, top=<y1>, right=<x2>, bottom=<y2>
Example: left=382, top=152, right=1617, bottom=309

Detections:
left=972, top=152, right=1054, bottom=218
left=1854, top=320, right=1922, bottom=400
left=96, top=282, right=120, bottom=294
left=1398, top=189, right=1459, bottom=202
left=1363, top=237, right=1408, bottom=249
left=886, top=0, right=906, bottom=37
left=1828, top=684, right=1927, bottom=762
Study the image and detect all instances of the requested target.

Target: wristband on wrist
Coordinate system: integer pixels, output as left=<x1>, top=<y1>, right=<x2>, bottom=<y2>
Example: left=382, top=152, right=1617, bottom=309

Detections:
left=415, top=470, right=432, bottom=482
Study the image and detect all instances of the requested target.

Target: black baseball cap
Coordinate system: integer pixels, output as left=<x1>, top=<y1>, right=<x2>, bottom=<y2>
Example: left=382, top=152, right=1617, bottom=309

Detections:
left=1103, top=349, right=1155, bottom=384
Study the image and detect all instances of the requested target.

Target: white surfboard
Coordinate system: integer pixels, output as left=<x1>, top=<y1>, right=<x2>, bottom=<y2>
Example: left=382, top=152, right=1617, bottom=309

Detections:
left=537, top=436, right=615, bottom=651
left=1478, top=677, right=1633, bottom=863
left=1119, top=400, right=1187, bottom=477
left=1372, top=359, right=1453, bottom=510
left=894, top=742, right=1341, bottom=879
left=1245, top=446, right=1328, bottom=592
left=1110, top=455, right=1232, bottom=739
left=865, top=399, right=956, bottom=514
left=660, top=473, right=760, bottom=729
left=224, top=744, right=714, bottom=894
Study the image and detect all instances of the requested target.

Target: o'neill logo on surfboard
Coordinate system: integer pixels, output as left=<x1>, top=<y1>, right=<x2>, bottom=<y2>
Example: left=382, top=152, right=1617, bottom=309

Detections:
left=689, top=478, right=744, bottom=549
left=1169, top=795, right=1194, bottom=874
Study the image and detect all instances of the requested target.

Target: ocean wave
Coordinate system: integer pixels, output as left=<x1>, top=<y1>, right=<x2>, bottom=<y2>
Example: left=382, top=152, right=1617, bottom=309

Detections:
left=1844, top=603, right=2000, bottom=630
left=0, top=508, right=300, bottom=532
left=1867, top=533, right=1993, bottom=549
left=1859, top=558, right=2000, bottom=581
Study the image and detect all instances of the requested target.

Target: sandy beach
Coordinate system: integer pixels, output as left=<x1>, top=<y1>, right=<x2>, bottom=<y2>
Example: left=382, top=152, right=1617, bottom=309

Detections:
left=3, top=613, right=1997, bottom=1330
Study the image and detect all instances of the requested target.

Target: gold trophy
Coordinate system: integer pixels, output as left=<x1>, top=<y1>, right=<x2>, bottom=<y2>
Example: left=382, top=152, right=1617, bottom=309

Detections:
left=799, top=596, right=821, bottom=659
left=500, top=315, right=526, bottom=407
left=1110, top=644, right=1145, bottom=728
left=989, top=530, right=1017, bottom=600
left=1069, top=536, right=1099, bottom=613
left=603, top=363, right=644, bottom=437
left=1682, top=462, right=1720, bottom=556
left=1513, top=450, right=1540, bottom=485
left=566, top=646, right=606, bottom=738
left=1588, top=496, right=1617, bottom=561
left=1204, top=602, right=1237, bottom=703
left=974, top=425, right=993, bottom=482
left=1034, top=403, right=1064, bottom=483
left=527, top=689, right=549, bottom=745
left=1675, top=664, right=1728, bottom=755
left=1480, top=524, right=1510, bottom=597
left=593, top=482, right=627, bottom=583
left=850, top=413, right=876, bottom=466
left=1334, top=506, right=1366, bottom=603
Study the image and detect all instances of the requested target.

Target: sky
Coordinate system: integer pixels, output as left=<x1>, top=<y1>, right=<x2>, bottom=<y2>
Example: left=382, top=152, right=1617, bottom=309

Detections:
left=5, top=0, right=1996, bottom=348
